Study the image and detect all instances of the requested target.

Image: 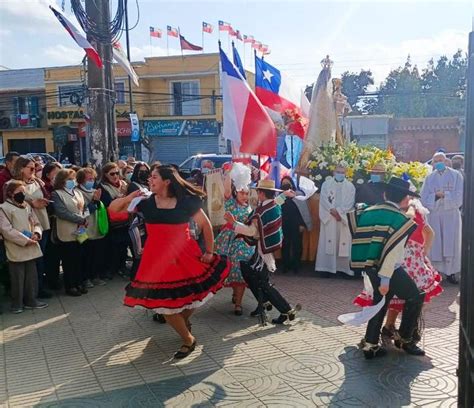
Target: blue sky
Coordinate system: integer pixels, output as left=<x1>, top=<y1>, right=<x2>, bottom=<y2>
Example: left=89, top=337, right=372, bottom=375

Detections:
left=0, top=0, right=471, bottom=88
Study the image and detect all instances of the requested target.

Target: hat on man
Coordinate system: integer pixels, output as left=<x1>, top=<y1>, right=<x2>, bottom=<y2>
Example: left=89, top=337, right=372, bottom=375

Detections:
left=251, top=179, right=283, bottom=192
left=385, top=177, right=420, bottom=198
left=371, top=162, right=386, bottom=173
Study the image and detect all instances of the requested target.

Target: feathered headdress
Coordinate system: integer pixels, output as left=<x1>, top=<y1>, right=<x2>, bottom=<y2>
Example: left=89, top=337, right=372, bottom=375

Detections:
left=230, top=162, right=252, bottom=192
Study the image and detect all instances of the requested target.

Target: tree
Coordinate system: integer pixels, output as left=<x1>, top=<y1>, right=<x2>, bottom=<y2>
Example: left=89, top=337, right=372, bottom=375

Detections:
left=421, top=50, right=467, bottom=117
left=376, top=56, right=427, bottom=117
left=340, top=69, right=375, bottom=114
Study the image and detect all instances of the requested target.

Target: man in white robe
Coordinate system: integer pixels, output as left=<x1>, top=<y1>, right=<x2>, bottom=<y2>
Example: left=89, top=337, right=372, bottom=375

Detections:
left=316, top=164, right=355, bottom=277
left=421, top=152, right=463, bottom=284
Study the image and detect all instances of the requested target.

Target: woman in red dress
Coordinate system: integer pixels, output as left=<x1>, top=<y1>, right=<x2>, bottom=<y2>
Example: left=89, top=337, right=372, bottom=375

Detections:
left=109, top=165, right=229, bottom=359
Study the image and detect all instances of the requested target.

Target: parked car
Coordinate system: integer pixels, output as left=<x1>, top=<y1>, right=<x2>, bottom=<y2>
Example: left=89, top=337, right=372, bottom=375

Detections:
left=27, top=153, right=58, bottom=164
left=179, top=154, right=258, bottom=178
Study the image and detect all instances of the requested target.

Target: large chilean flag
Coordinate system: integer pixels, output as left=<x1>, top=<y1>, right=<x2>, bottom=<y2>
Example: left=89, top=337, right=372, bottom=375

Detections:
left=220, top=47, right=277, bottom=157
left=255, top=56, right=309, bottom=138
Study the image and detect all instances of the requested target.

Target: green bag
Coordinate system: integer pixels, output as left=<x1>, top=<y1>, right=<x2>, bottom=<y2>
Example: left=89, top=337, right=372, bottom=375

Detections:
left=97, top=201, right=109, bottom=236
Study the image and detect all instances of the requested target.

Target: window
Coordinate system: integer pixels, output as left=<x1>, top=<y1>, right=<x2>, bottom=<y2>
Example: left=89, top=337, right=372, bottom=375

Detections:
left=13, top=96, right=39, bottom=116
left=172, top=81, right=201, bottom=116
left=115, top=82, right=126, bottom=105
left=58, top=84, right=83, bottom=107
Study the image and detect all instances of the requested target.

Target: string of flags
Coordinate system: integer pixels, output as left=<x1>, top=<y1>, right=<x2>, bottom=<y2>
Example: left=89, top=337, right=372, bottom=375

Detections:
left=149, top=20, right=270, bottom=55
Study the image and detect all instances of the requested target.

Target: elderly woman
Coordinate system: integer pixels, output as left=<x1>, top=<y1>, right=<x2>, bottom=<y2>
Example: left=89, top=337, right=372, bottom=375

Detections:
left=52, top=169, right=89, bottom=296
left=76, top=168, right=106, bottom=288
left=99, top=162, right=130, bottom=278
left=109, top=165, right=229, bottom=359
left=12, top=156, right=52, bottom=298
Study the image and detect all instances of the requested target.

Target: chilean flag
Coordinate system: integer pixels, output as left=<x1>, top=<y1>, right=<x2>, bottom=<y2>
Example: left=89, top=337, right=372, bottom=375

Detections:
left=220, top=47, right=277, bottom=157
left=255, top=56, right=310, bottom=138
left=50, top=6, right=103, bottom=69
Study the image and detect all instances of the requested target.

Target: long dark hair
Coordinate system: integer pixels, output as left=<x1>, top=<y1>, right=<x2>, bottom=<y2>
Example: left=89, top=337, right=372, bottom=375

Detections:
left=156, top=165, right=205, bottom=200
left=131, top=161, right=150, bottom=185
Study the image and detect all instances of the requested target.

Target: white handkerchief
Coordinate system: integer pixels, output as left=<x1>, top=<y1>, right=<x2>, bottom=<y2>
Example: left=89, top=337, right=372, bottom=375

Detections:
left=127, top=192, right=152, bottom=212
left=337, top=296, right=386, bottom=326
left=294, top=176, right=318, bottom=201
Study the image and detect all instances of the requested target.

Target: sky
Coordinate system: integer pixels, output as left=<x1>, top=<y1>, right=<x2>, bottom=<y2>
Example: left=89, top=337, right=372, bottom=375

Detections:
left=0, top=0, right=471, bottom=89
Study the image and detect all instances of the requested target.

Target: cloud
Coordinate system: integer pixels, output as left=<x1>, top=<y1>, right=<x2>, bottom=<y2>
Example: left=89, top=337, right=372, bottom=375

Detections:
left=43, top=44, right=86, bottom=65
left=276, top=29, right=468, bottom=88
left=130, top=45, right=184, bottom=61
left=0, top=0, right=78, bottom=35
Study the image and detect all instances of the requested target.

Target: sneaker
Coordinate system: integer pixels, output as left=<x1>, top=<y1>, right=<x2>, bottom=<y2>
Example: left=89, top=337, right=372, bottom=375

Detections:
left=66, top=288, right=82, bottom=297
left=92, top=278, right=107, bottom=286
left=83, top=279, right=94, bottom=289
left=24, top=302, right=48, bottom=310
left=11, top=307, right=24, bottom=314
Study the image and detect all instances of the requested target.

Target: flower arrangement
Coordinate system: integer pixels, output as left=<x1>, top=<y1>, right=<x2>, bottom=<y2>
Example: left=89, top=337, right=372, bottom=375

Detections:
left=305, top=142, right=429, bottom=190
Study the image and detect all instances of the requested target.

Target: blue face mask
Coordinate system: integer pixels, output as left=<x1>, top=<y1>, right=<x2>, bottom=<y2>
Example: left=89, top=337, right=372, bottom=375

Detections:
left=334, top=173, right=345, bottom=182
left=126, top=173, right=132, bottom=181
left=434, top=162, right=446, bottom=172
left=65, top=180, right=76, bottom=190
left=83, top=181, right=95, bottom=190
left=370, top=174, right=382, bottom=183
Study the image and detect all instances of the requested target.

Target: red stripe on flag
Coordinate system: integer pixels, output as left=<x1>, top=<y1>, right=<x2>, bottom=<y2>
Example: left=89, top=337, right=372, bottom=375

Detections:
left=240, top=95, right=277, bottom=157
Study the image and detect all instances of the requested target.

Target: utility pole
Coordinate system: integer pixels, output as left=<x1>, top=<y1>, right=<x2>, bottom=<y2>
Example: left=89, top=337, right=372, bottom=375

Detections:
left=85, top=0, right=117, bottom=167
left=124, top=0, right=140, bottom=160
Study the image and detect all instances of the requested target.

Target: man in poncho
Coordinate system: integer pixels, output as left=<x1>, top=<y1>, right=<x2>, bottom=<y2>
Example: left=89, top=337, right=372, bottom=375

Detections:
left=348, top=177, right=425, bottom=359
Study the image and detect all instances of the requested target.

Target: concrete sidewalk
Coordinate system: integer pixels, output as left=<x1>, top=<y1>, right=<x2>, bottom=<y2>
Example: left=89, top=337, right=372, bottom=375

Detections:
left=0, top=267, right=459, bottom=407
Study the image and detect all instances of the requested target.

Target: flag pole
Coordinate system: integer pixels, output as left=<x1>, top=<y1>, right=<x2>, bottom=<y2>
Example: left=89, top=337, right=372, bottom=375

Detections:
left=178, top=27, right=183, bottom=59
left=202, top=28, right=204, bottom=53
left=150, top=33, right=152, bottom=57
left=166, top=31, right=169, bottom=56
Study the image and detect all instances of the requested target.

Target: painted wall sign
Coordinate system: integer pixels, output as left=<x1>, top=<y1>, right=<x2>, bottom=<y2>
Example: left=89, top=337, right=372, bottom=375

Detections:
left=143, top=119, right=219, bottom=137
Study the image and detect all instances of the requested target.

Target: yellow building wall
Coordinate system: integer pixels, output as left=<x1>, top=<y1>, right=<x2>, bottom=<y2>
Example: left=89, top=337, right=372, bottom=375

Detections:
left=2, top=129, right=54, bottom=153
left=44, top=53, right=223, bottom=125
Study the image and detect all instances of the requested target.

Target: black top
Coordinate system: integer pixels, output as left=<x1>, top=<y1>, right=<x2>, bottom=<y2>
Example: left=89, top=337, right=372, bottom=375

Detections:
left=127, top=182, right=147, bottom=195
left=355, top=182, right=385, bottom=206
left=137, top=194, right=202, bottom=224
left=282, top=199, right=305, bottom=230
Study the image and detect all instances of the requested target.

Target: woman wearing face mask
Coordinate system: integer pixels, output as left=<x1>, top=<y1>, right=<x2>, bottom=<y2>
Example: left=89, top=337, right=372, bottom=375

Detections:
left=0, top=181, right=47, bottom=313
left=12, top=156, right=52, bottom=299
left=51, top=169, right=89, bottom=297
left=76, top=168, right=107, bottom=288
left=122, top=165, right=134, bottom=184
left=41, top=162, right=62, bottom=291
left=280, top=176, right=311, bottom=274
left=99, top=162, right=130, bottom=279
left=127, top=162, right=151, bottom=194
left=215, top=163, right=254, bottom=316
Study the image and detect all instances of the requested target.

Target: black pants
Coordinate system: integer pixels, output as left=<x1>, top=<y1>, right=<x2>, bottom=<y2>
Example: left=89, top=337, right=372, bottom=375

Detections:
left=35, top=230, right=49, bottom=294
left=282, top=226, right=302, bottom=271
left=59, top=240, right=84, bottom=290
left=240, top=258, right=291, bottom=314
left=45, top=236, right=61, bottom=289
left=82, top=239, right=107, bottom=281
left=106, top=227, right=130, bottom=276
left=365, top=267, right=425, bottom=344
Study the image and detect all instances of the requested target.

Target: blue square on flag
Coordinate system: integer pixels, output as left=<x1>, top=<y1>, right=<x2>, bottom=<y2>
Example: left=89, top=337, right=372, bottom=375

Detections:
left=255, top=57, right=281, bottom=94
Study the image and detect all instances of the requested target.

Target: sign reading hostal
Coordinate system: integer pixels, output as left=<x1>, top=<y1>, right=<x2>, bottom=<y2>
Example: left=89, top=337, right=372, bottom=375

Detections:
left=48, top=110, right=84, bottom=120
left=144, top=119, right=219, bottom=137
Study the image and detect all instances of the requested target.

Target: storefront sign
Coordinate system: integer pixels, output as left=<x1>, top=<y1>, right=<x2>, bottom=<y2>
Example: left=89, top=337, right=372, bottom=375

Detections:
left=129, top=113, right=140, bottom=142
left=48, top=110, right=84, bottom=120
left=144, top=119, right=219, bottom=137
left=116, top=121, right=132, bottom=137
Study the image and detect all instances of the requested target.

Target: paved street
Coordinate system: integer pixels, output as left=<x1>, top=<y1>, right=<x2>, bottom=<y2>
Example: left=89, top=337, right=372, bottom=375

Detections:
left=0, top=265, right=459, bottom=407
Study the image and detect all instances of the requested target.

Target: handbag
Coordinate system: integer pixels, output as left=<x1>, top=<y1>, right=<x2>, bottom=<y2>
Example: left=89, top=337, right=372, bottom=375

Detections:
left=96, top=201, right=109, bottom=236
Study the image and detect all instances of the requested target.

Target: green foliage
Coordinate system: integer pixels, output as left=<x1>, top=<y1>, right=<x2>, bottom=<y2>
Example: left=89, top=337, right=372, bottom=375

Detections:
left=341, top=69, right=374, bottom=113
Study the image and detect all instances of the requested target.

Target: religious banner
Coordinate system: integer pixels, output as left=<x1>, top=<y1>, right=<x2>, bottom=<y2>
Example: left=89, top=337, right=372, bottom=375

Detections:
left=130, top=113, right=140, bottom=142
left=205, top=169, right=225, bottom=226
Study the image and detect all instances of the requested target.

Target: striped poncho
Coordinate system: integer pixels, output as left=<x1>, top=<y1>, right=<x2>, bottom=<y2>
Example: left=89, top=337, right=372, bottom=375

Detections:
left=247, top=200, right=283, bottom=254
left=348, top=203, right=417, bottom=274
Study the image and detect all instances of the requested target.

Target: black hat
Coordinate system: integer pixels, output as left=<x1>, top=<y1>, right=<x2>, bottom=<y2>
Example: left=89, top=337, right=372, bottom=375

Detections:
left=386, top=177, right=420, bottom=198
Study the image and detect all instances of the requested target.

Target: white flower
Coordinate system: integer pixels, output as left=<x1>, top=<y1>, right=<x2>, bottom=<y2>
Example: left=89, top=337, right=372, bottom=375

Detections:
left=356, top=179, right=364, bottom=184
left=319, top=161, right=328, bottom=170
left=315, top=174, right=322, bottom=181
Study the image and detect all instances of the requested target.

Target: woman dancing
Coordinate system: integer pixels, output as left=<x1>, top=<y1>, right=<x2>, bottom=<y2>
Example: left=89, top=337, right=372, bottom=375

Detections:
left=109, top=165, right=229, bottom=359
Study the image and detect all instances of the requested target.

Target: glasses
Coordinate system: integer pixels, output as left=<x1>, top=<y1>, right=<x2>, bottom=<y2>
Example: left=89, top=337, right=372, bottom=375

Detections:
left=108, top=172, right=119, bottom=176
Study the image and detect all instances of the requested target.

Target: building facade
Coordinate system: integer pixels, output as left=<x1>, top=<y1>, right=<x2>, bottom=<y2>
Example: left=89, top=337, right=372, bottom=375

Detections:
left=0, top=68, right=53, bottom=156
left=44, top=53, right=225, bottom=165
